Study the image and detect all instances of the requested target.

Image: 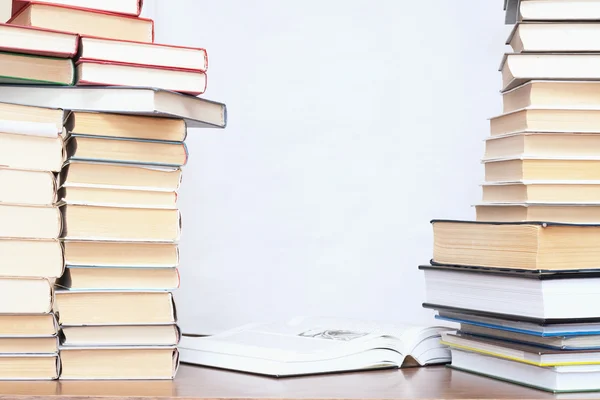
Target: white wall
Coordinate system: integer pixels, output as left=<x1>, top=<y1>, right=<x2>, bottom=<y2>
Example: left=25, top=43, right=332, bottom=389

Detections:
left=144, top=0, right=507, bottom=334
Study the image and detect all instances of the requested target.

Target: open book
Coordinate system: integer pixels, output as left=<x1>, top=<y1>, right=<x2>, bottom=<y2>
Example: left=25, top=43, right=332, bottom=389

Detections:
left=179, top=316, right=451, bottom=377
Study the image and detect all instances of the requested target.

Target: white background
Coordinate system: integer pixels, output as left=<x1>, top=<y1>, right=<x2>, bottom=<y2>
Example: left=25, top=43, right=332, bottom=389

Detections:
left=1, top=0, right=507, bottom=334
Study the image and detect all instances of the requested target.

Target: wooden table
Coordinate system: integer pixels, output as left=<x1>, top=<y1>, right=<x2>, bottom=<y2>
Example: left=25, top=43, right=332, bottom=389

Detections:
left=0, top=364, right=593, bottom=400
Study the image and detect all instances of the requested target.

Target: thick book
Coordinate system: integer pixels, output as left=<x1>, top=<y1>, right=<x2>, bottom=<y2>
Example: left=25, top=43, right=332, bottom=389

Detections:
left=0, top=133, right=64, bottom=172
left=61, top=324, right=180, bottom=347
left=12, top=0, right=144, bottom=17
left=79, top=36, right=208, bottom=72
left=484, top=158, right=600, bottom=182
left=506, top=0, right=600, bottom=24
left=503, top=81, right=600, bottom=113
left=0, top=102, right=65, bottom=138
left=61, top=205, right=181, bottom=242
left=0, top=23, right=78, bottom=58
left=180, top=317, right=451, bottom=377
left=484, top=133, right=600, bottom=159
left=59, top=347, right=178, bottom=380
left=57, top=266, right=180, bottom=291
left=76, top=61, right=207, bottom=96
left=421, top=264, right=600, bottom=320
left=60, top=161, right=182, bottom=192
left=476, top=203, right=600, bottom=223
left=0, top=278, right=53, bottom=314
left=58, top=186, right=178, bottom=209
left=0, top=52, right=74, bottom=86
left=490, top=109, right=600, bottom=136
left=500, top=53, right=600, bottom=92
left=0, top=314, right=57, bottom=338
left=66, top=135, right=188, bottom=167
left=449, top=348, right=600, bottom=393
left=67, top=111, right=187, bottom=142
left=0, top=240, right=62, bottom=278
left=0, top=337, right=58, bottom=354
left=0, top=86, right=226, bottom=128
left=508, top=23, right=600, bottom=53
left=442, top=332, right=600, bottom=366
left=64, top=241, right=179, bottom=268
left=482, top=181, right=600, bottom=203
left=55, top=291, right=177, bottom=325
left=0, top=204, right=61, bottom=239
left=8, top=3, right=154, bottom=43
left=431, top=219, right=600, bottom=271
left=0, top=169, right=57, bottom=206
left=0, top=354, right=59, bottom=380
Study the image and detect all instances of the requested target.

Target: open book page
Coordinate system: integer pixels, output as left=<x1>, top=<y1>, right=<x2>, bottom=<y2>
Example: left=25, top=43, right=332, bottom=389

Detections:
left=181, top=316, right=450, bottom=363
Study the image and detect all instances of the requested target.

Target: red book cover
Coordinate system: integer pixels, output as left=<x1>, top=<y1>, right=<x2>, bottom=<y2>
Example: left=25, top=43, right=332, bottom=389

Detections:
left=79, top=36, right=209, bottom=72
left=8, top=3, right=154, bottom=43
left=76, top=60, right=207, bottom=96
left=12, top=0, right=144, bottom=17
left=0, top=23, right=79, bottom=58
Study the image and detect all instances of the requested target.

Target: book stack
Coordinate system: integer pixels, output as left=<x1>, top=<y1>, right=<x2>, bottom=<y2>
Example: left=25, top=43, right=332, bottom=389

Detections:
left=0, top=102, right=66, bottom=380
left=0, top=0, right=207, bottom=95
left=420, top=0, right=600, bottom=394
left=0, top=0, right=227, bottom=381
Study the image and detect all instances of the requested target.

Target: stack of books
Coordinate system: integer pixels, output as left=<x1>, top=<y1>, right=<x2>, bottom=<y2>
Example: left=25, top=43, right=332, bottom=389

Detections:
left=0, top=0, right=227, bottom=381
left=0, top=102, right=66, bottom=380
left=0, top=0, right=207, bottom=94
left=421, top=0, right=600, bottom=394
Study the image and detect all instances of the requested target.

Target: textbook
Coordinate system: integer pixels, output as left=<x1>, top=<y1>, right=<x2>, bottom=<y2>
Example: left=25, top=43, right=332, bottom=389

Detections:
left=180, top=317, right=451, bottom=377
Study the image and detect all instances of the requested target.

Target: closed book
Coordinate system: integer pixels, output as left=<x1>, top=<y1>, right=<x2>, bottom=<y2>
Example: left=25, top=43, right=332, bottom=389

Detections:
left=500, top=53, right=600, bottom=92
left=79, top=36, right=207, bottom=72
left=484, top=133, right=600, bottom=159
left=491, top=109, right=600, bottom=136
left=0, top=102, right=65, bottom=138
left=0, top=23, right=78, bottom=58
left=0, top=133, right=64, bottom=172
left=510, top=0, right=600, bottom=23
left=61, top=324, right=181, bottom=347
left=60, top=161, right=182, bottom=192
left=55, top=291, right=177, bottom=325
left=64, top=241, right=179, bottom=268
left=484, top=158, right=600, bottom=182
left=0, top=354, right=59, bottom=380
left=508, top=23, right=600, bottom=53
left=61, top=205, right=181, bottom=242
left=0, top=314, right=57, bottom=337
left=431, top=220, right=600, bottom=271
left=57, top=266, right=180, bottom=291
left=0, top=240, right=63, bottom=278
left=0, top=86, right=227, bottom=128
left=482, top=182, right=600, bottom=203
left=0, top=169, right=57, bottom=206
left=0, top=278, right=53, bottom=314
left=12, top=0, right=144, bottom=17
left=67, top=111, right=187, bottom=142
left=0, top=52, right=74, bottom=86
left=66, top=135, right=188, bottom=167
left=0, top=337, right=58, bottom=354
left=58, top=186, right=178, bottom=209
left=76, top=60, right=207, bottom=96
left=476, top=203, right=600, bottom=223
left=8, top=3, right=154, bottom=43
left=0, top=205, right=61, bottom=239
left=503, top=81, right=600, bottom=113
left=60, top=347, right=178, bottom=380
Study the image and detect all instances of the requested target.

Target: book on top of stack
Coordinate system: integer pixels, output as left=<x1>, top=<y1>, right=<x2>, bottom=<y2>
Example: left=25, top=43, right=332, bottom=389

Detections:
left=0, top=0, right=226, bottom=380
left=421, top=0, right=600, bottom=393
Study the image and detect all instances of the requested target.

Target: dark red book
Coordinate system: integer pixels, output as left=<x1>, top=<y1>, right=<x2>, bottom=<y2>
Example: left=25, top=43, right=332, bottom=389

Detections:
left=12, top=0, right=143, bottom=17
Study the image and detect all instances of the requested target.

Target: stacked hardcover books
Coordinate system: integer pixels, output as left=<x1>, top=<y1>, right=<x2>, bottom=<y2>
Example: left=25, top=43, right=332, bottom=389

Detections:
left=421, top=0, right=600, bottom=393
left=0, top=0, right=227, bottom=381
left=0, top=102, right=66, bottom=380
left=0, top=0, right=207, bottom=94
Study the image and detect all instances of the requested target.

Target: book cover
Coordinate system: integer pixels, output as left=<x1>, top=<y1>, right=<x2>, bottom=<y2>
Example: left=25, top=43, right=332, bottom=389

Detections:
left=12, top=0, right=144, bottom=18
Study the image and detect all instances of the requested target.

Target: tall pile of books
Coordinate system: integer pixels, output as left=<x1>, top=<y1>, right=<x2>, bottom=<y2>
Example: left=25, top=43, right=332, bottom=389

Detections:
left=0, top=102, right=65, bottom=380
left=421, top=0, right=600, bottom=394
left=0, top=0, right=227, bottom=380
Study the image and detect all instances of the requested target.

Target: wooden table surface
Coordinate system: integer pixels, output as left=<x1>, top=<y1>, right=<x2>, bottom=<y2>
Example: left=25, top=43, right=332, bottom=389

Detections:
left=0, top=364, right=594, bottom=400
